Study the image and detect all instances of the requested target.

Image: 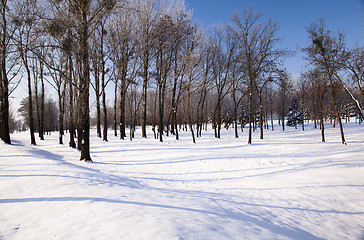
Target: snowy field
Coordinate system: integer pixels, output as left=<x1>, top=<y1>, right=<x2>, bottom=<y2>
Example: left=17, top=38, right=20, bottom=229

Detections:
left=1, top=122, right=364, bottom=240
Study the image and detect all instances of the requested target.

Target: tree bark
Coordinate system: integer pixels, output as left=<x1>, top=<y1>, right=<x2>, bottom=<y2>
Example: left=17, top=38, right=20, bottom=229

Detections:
left=79, top=1, right=92, bottom=161
left=0, top=0, right=10, bottom=144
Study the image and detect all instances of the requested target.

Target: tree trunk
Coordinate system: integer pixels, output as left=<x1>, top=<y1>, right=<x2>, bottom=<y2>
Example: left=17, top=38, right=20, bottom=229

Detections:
left=320, top=112, right=325, bottom=142
left=39, top=60, right=45, bottom=140
left=119, top=71, right=126, bottom=140
left=0, top=0, right=10, bottom=144
left=248, top=77, right=253, bottom=144
left=95, top=69, right=101, bottom=138
left=141, top=50, right=149, bottom=138
left=158, top=81, right=164, bottom=142
left=34, top=68, right=41, bottom=139
left=101, top=26, right=108, bottom=142
left=25, top=63, right=36, bottom=145
left=68, top=53, right=76, bottom=148
left=259, top=102, right=263, bottom=139
left=187, top=85, right=196, bottom=143
left=113, top=79, right=117, bottom=137
left=58, top=89, right=63, bottom=145
left=79, top=4, right=92, bottom=161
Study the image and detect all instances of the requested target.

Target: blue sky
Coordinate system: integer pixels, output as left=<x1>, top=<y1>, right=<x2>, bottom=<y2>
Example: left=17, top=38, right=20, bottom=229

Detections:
left=185, top=0, right=364, bottom=77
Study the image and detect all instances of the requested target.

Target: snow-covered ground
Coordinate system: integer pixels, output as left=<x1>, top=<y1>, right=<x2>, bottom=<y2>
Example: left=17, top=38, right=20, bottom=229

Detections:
left=1, top=122, right=364, bottom=240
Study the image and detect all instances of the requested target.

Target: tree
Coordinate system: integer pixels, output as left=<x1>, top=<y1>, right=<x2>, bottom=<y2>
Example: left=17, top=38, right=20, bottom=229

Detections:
left=12, top=0, right=41, bottom=145
left=231, top=7, right=282, bottom=144
left=304, top=19, right=347, bottom=144
left=46, top=0, right=117, bottom=160
left=0, top=0, right=12, bottom=144
left=276, top=70, right=293, bottom=131
left=182, top=24, right=200, bottom=143
left=209, top=25, right=236, bottom=139
left=286, top=96, right=303, bottom=128
left=152, top=14, right=175, bottom=142
left=46, top=48, right=66, bottom=145
left=134, top=0, right=157, bottom=139
left=254, top=73, right=274, bottom=139
left=196, top=39, right=213, bottom=138
left=108, top=4, right=139, bottom=140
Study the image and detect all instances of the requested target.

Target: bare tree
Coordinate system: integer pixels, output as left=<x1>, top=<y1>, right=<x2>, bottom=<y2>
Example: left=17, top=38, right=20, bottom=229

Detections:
left=209, top=25, right=236, bottom=138
left=108, top=4, right=139, bottom=140
left=152, top=14, right=175, bottom=142
left=305, top=18, right=347, bottom=144
left=276, top=70, right=293, bottom=131
left=196, top=39, right=213, bottom=138
left=0, top=0, right=13, bottom=144
left=231, top=7, right=282, bottom=144
left=46, top=0, right=117, bottom=160
left=134, top=0, right=157, bottom=139
left=12, top=0, right=42, bottom=145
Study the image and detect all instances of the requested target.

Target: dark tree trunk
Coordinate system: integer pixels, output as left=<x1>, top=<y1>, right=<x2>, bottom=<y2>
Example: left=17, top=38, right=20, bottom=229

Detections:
left=119, top=72, right=126, bottom=140
left=158, top=81, right=164, bottom=142
left=113, top=78, right=117, bottom=137
left=95, top=68, right=101, bottom=138
left=141, top=50, right=149, bottom=138
left=68, top=53, right=76, bottom=148
left=248, top=77, right=253, bottom=144
left=320, top=113, right=325, bottom=142
left=187, top=81, right=196, bottom=143
left=26, top=66, right=36, bottom=145
left=58, top=89, right=64, bottom=145
left=0, top=0, right=10, bottom=144
left=100, top=25, right=108, bottom=142
left=259, top=103, right=263, bottom=139
left=79, top=3, right=92, bottom=161
left=39, top=60, right=45, bottom=140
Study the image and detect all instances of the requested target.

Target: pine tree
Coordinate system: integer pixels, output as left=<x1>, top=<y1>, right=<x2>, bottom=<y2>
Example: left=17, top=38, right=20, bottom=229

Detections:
left=287, top=96, right=303, bottom=128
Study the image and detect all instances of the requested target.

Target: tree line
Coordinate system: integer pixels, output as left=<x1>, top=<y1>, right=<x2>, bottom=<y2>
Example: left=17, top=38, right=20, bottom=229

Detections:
left=0, top=0, right=363, bottom=161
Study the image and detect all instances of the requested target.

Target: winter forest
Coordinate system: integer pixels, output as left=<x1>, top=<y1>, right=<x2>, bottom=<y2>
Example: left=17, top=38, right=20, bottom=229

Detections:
left=0, top=0, right=362, bottom=159
left=0, top=0, right=364, bottom=239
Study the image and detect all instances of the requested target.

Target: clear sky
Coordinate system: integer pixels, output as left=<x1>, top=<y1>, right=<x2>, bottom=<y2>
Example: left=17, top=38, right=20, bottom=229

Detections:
left=185, top=0, right=364, bottom=77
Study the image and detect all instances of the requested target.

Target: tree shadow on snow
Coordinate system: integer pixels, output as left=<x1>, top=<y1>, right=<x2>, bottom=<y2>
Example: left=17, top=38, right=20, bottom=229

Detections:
left=0, top=196, right=326, bottom=240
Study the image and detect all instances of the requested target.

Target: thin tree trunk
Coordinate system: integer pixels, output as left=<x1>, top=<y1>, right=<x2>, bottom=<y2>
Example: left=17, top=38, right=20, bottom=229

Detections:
left=39, top=60, right=45, bottom=140
left=119, top=71, right=126, bottom=140
left=113, top=78, right=117, bottom=137
left=25, top=63, right=36, bottom=145
left=141, top=50, right=149, bottom=138
left=58, top=89, right=63, bottom=145
left=248, top=77, right=253, bottom=144
left=187, top=80, right=196, bottom=143
left=95, top=69, right=101, bottom=138
left=320, top=113, right=325, bottom=142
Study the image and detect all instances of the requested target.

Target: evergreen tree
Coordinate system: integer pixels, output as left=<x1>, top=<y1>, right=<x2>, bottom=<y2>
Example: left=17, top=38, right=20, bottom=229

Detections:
left=287, top=96, right=303, bottom=128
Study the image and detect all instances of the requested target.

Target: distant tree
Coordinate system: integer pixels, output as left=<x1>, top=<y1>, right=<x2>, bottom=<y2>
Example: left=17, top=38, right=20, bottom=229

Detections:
left=254, top=73, right=274, bottom=139
left=18, top=96, right=58, bottom=133
left=286, top=96, right=303, bottom=128
left=46, top=49, right=66, bottom=145
left=276, top=70, right=293, bottom=131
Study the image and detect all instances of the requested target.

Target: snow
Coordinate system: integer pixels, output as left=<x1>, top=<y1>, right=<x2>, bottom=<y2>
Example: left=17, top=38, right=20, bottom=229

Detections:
left=1, top=122, right=364, bottom=240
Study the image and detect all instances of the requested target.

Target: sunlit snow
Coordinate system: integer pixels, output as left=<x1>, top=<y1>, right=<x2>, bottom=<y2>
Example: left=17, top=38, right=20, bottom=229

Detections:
left=1, top=122, right=363, bottom=239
